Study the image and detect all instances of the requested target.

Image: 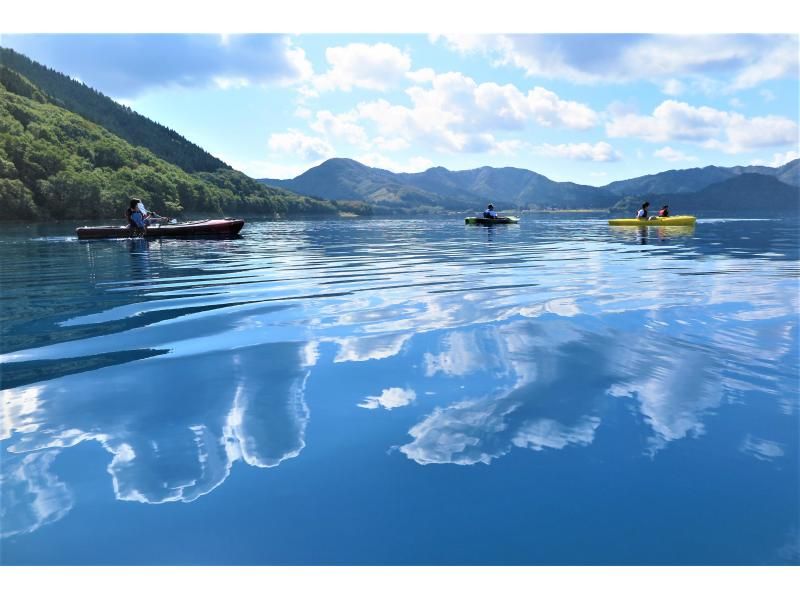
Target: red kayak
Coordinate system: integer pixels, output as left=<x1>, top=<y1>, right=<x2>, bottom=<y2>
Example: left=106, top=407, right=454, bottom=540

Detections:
left=76, top=218, right=245, bottom=240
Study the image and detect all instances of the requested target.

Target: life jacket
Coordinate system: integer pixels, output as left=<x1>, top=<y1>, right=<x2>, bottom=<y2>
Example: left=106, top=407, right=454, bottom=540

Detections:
left=658, top=209, right=668, bottom=217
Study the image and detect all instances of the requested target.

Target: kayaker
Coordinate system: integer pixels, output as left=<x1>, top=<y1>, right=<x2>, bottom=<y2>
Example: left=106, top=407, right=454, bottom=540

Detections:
left=125, top=199, right=147, bottom=231
left=483, top=203, right=498, bottom=219
left=658, top=205, right=669, bottom=217
left=636, top=201, right=650, bottom=219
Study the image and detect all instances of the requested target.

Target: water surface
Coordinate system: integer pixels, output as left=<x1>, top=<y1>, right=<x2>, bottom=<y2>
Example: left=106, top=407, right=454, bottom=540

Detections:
left=1, top=216, right=798, bottom=564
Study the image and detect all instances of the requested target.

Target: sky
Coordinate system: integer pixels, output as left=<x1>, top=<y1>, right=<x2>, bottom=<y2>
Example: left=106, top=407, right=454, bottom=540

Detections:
left=1, top=33, right=798, bottom=185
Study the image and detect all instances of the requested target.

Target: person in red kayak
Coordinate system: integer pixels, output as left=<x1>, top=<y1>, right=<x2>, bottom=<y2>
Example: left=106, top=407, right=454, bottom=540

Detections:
left=125, top=199, right=147, bottom=232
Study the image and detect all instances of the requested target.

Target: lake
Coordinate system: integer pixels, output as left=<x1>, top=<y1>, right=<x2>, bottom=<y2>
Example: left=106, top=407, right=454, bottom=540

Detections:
left=1, top=215, right=798, bottom=565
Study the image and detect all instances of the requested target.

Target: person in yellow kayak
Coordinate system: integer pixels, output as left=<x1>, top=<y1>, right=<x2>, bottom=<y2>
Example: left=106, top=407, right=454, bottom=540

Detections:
left=636, top=201, right=650, bottom=220
left=483, top=203, right=499, bottom=219
left=658, top=204, right=669, bottom=217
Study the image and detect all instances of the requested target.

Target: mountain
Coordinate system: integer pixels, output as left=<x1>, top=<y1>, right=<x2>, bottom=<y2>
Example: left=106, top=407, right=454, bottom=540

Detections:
left=612, top=173, right=800, bottom=214
left=603, top=160, right=799, bottom=196
left=0, top=47, right=228, bottom=173
left=772, top=159, right=800, bottom=187
left=261, top=158, right=618, bottom=212
left=0, top=68, right=339, bottom=220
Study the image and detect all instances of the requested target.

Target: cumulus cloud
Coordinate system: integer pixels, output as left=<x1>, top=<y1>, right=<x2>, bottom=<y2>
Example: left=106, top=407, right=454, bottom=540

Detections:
left=653, top=146, right=698, bottom=162
left=750, top=150, right=800, bottom=167
left=731, top=42, right=799, bottom=90
left=607, top=100, right=799, bottom=154
left=661, top=79, right=685, bottom=96
left=1, top=34, right=313, bottom=97
left=309, top=110, right=369, bottom=146
left=350, top=72, right=597, bottom=154
left=359, top=388, right=416, bottom=410
left=534, top=141, right=621, bottom=162
left=433, top=34, right=799, bottom=90
left=313, top=42, right=412, bottom=92
left=268, top=130, right=334, bottom=161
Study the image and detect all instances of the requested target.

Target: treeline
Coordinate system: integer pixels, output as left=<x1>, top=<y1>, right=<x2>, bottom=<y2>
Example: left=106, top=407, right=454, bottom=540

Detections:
left=0, top=74, right=338, bottom=221
left=0, top=47, right=229, bottom=173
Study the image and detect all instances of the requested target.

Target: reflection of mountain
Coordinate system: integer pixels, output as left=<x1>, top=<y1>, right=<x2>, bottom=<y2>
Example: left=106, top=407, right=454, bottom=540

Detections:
left=2, top=341, right=313, bottom=529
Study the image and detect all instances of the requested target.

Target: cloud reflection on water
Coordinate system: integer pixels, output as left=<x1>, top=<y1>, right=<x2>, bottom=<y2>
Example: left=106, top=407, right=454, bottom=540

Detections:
left=1, top=341, right=313, bottom=534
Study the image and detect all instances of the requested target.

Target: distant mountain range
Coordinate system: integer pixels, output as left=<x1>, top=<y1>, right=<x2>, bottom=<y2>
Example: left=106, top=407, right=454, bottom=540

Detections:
left=261, top=158, right=800, bottom=214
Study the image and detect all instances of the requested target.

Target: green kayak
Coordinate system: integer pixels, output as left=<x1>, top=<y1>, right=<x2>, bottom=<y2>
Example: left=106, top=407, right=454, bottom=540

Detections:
left=465, top=216, right=520, bottom=225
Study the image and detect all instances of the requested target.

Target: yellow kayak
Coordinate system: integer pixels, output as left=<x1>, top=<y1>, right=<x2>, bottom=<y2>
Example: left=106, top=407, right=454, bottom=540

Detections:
left=608, top=215, right=696, bottom=226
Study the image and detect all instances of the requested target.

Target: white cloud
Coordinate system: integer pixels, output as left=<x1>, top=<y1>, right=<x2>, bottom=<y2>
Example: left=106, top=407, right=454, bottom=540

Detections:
left=309, top=110, right=369, bottom=147
left=359, top=387, right=416, bottom=410
left=607, top=100, right=799, bottom=153
left=372, top=137, right=411, bottom=151
left=653, top=146, right=698, bottom=162
left=216, top=151, right=320, bottom=180
left=729, top=97, right=745, bottom=108
left=433, top=34, right=799, bottom=91
left=313, top=42, right=412, bottom=92
left=406, top=68, right=436, bottom=83
left=661, top=79, right=685, bottom=96
left=353, top=72, right=597, bottom=154
left=213, top=76, right=250, bottom=90
left=534, top=141, right=621, bottom=162
left=731, top=42, right=799, bottom=90
left=751, top=150, right=800, bottom=167
left=760, top=89, right=776, bottom=102
left=2, top=34, right=313, bottom=97
left=267, top=130, right=334, bottom=161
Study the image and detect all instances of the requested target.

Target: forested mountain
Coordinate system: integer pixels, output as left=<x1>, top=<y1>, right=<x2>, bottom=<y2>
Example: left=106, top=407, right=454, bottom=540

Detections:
left=0, top=47, right=228, bottom=173
left=261, top=158, right=617, bottom=211
left=0, top=69, right=339, bottom=220
left=612, top=174, right=800, bottom=214
left=263, top=157, right=799, bottom=214
left=603, top=160, right=799, bottom=197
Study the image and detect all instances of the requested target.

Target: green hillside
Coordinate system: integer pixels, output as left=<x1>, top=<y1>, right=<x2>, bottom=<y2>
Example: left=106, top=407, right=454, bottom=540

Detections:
left=0, top=47, right=227, bottom=173
left=0, top=69, right=338, bottom=221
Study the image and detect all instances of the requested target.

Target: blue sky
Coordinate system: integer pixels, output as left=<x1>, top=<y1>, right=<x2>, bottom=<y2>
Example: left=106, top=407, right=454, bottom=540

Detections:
left=1, top=33, right=798, bottom=184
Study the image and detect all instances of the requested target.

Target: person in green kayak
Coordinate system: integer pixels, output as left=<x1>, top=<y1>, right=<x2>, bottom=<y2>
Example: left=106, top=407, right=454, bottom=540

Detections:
left=636, top=201, right=650, bottom=219
left=483, top=203, right=498, bottom=219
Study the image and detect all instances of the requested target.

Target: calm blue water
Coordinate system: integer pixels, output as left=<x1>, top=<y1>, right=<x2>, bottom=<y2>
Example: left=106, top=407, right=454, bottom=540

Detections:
left=1, top=215, right=798, bottom=565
